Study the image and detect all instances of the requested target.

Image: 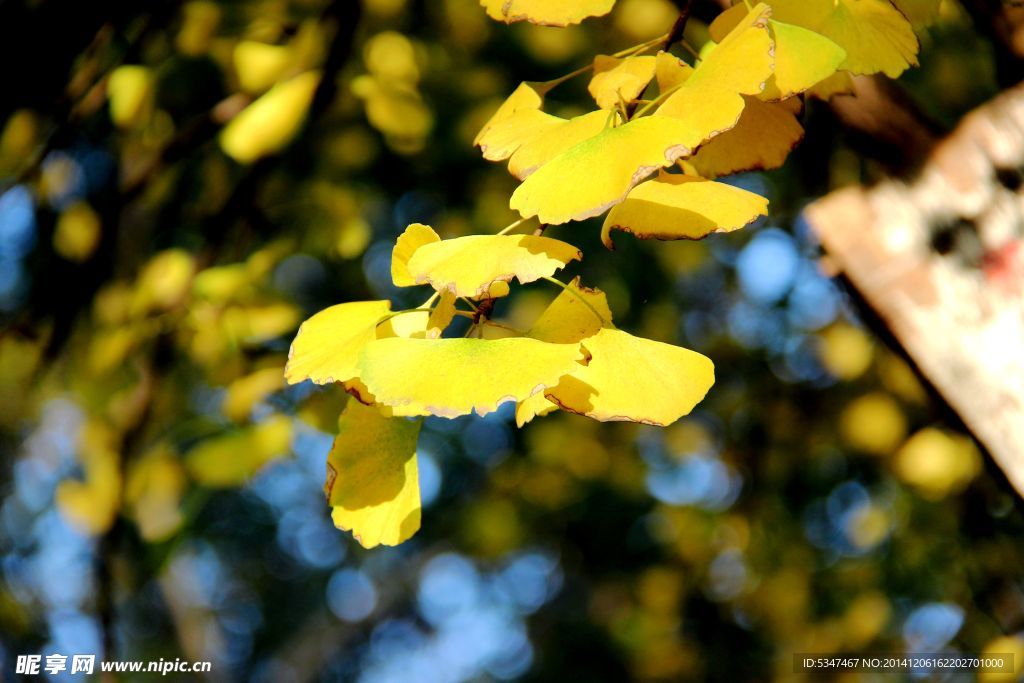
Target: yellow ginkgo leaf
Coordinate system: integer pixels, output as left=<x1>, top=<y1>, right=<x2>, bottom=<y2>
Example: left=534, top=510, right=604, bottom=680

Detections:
left=108, top=65, right=155, bottom=129
left=475, top=82, right=545, bottom=151
left=546, top=327, right=714, bottom=425
left=359, top=336, right=585, bottom=417
left=710, top=8, right=847, bottom=100
left=223, top=365, right=286, bottom=422
left=507, top=110, right=609, bottom=180
left=655, top=4, right=774, bottom=150
left=516, top=277, right=612, bottom=426
left=392, top=223, right=441, bottom=287
left=220, top=71, right=320, bottom=163
left=185, top=415, right=293, bottom=487
left=125, top=445, right=187, bottom=542
left=530, top=276, right=613, bottom=343
left=480, top=109, right=564, bottom=162
left=233, top=41, right=293, bottom=94
left=405, top=234, right=581, bottom=298
left=326, top=401, right=422, bottom=548
left=510, top=115, right=691, bottom=224
left=601, top=171, right=768, bottom=246
left=588, top=55, right=657, bottom=110
left=285, top=300, right=391, bottom=385
left=515, top=392, right=559, bottom=427
left=688, top=97, right=803, bottom=178
left=654, top=51, right=694, bottom=93
left=765, top=0, right=918, bottom=78
left=56, top=421, right=122, bottom=536
left=426, top=291, right=458, bottom=338
left=480, top=0, right=616, bottom=26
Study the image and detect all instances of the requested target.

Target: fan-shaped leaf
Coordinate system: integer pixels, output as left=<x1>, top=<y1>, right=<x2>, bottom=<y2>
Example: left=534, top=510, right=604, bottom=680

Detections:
left=546, top=327, right=714, bottom=425
left=285, top=300, right=391, bottom=385
left=327, top=401, right=422, bottom=548
left=601, top=171, right=768, bottom=246
left=406, top=234, right=581, bottom=298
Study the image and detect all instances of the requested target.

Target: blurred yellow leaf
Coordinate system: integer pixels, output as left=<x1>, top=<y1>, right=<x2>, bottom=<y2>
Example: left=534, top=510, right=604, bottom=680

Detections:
left=819, top=323, right=874, bottom=381
left=133, top=249, right=195, bottom=314
left=480, top=0, right=616, bottom=26
left=223, top=365, right=286, bottom=421
left=404, top=234, right=581, bottom=298
left=56, top=421, right=122, bottom=536
left=108, top=65, right=155, bottom=129
left=894, top=428, right=981, bottom=499
left=233, top=41, right=293, bottom=94
left=285, top=300, right=392, bottom=385
left=364, top=31, right=421, bottom=83
left=359, top=336, right=586, bottom=418
left=839, top=392, right=907, bottom=455
left=546, top=327, right=715, bottom=426
left=185, top=415, right=293, bottom=487
left=602, top=171, right=768, bottom=246
left=352, top=76, right=433, bottom=149
left=220, top=71, right=320, bottom=163
left=125, top=445, right=187, bottom=541
left=176, top=1, right=221, bottom=55
left=53, top=201, right=101, bottom=262
left=588, top=55, right=657, bottom=110
left=327, top=401, right=422, bottom=548
left=979, top=635, right=1024, bottom=683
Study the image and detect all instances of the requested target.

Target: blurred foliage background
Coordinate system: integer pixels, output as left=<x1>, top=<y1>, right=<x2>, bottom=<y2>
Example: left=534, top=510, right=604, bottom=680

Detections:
left=2, top=0, right=1024, bottom=681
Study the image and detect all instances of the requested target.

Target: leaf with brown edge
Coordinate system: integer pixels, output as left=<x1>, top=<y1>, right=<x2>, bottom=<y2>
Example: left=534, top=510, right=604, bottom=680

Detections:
left=545, top=327, right=714, bottom=426
left=480, top=0, right=616, bottom=27
left=688, top=97, right=804, bottom=178
left=327, top=401, right=422, bottom=548
left=406, top=234, right=581, bottom=298
left=601, top=171, right=768, bottom=247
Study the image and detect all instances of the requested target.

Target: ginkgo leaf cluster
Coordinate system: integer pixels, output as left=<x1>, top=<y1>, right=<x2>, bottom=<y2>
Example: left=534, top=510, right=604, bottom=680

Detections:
left=287, top=0, right=940, bottom=549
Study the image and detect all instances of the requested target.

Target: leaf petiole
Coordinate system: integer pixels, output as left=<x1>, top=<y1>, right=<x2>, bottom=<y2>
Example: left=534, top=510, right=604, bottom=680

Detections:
left=497, top=216, right=534, bottom=235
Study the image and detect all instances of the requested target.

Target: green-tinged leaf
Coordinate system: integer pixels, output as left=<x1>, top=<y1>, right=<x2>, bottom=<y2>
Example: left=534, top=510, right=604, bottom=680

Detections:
left=326, top=401, right=422, bottom=548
